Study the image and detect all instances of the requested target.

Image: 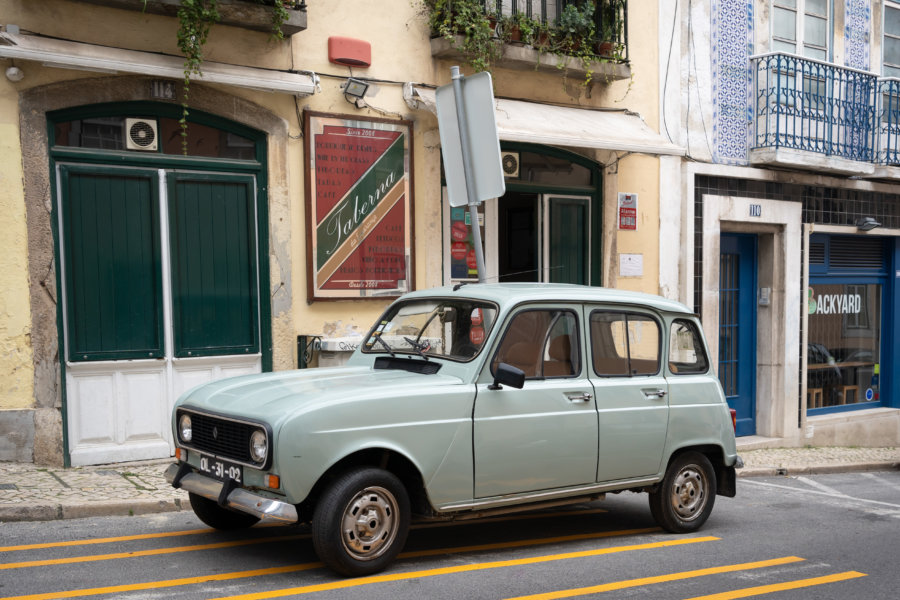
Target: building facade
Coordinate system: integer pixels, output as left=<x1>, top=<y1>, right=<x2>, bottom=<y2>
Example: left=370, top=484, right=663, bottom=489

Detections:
left=1, top=0, right=680, bottom=465
left=665, top=0, right=900, bottom=447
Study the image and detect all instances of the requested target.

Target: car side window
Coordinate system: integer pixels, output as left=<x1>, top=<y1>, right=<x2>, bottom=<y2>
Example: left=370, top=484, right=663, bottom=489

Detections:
left=668, top=319, right=710, bottom=374
left=492, top=309, right=580, bottom=379
left=590, top=311, right=661, bottom=376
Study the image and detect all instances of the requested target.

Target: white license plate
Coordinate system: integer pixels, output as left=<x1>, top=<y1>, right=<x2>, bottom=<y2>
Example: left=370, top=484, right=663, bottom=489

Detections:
left=198, top=455, right=243, bottom=484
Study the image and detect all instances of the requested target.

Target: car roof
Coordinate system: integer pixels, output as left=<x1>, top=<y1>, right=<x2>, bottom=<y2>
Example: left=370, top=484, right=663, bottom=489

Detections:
left=399, top=283, right=695, bottom=315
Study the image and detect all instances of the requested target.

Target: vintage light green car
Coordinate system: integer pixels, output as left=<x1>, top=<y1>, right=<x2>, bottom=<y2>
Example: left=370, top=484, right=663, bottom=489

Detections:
left=165, top=283, right=740, bottom=576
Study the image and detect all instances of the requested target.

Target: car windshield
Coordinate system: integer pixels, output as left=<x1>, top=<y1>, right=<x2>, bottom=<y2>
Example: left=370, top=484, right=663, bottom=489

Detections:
left=362, top=299, right=498, bottom=361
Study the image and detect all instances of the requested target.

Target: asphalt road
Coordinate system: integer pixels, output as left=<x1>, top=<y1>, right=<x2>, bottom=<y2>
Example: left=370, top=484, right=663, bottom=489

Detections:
left=1, top=470, right=899, bottom=600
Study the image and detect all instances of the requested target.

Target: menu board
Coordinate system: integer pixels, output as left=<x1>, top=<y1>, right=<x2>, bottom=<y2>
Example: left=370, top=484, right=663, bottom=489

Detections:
left=305, top=112, right=414, bottom=299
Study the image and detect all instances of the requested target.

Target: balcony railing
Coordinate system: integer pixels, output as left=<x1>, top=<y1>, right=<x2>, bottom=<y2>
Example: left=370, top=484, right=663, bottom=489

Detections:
left=752, top=53, right=877, bottom=163
left=435, top=1, right=628, bottom=61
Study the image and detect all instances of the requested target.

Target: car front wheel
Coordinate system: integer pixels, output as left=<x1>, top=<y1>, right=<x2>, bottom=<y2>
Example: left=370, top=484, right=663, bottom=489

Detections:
left=312, top=467, right=411, bottom=577
left=649, top=451, right=717, bottom=533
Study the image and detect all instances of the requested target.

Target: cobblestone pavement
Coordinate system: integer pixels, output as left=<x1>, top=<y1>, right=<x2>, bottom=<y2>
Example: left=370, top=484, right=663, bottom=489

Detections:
left=1, top=447, right=898, bottom=522
left=739, top=446, right=900, bottom=475
left=0, top=459, right=187, bottom=521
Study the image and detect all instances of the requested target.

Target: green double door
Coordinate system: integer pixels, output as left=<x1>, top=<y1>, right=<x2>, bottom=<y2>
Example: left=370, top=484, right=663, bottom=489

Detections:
left=59, top=165, right=262, bottom=465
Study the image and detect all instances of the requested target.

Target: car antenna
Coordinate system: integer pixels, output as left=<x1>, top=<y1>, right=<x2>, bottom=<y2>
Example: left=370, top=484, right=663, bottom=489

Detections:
left=453, top=282, right=468, bottom=291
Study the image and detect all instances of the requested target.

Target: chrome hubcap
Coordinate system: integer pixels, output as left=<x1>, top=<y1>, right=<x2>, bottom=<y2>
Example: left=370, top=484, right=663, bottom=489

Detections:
left=340, top=486, right=399, bottom=561
left=670, top=466, right=707, bottom=520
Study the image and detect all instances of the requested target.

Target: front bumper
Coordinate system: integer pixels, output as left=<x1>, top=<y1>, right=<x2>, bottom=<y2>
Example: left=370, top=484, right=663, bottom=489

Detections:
left=165, top=463, right=298, bottom=524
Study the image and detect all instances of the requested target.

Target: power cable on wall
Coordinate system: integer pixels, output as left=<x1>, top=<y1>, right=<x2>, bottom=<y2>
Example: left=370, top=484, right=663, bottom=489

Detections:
left=662, top=0, right=678, bottom=143
left=687, top=0, right=714, bottom=160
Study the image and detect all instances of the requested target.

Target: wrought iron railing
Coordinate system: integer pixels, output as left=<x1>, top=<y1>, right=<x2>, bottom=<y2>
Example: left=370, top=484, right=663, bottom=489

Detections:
left=479, top=0, right=628, bottom=61
left=751, top=53, right=877, bottom=162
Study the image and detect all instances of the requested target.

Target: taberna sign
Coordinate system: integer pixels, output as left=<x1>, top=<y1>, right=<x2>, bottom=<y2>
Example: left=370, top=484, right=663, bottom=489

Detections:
left=808, top=288, right=862, bottom=315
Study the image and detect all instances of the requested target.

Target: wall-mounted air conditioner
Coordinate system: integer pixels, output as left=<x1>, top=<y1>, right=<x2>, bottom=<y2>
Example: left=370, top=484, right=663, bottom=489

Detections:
left=124, top=118, right=158, bottom=151
left=501, top=151, right=519, bottom=178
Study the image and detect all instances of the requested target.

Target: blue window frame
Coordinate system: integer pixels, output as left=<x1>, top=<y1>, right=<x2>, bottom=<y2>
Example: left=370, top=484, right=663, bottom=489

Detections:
left=807, top=234, right=889, bottom=414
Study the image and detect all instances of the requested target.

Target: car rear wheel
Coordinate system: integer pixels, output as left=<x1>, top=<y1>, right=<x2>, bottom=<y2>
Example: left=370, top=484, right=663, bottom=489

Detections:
left=312, top=467, right=410, bottom=577
left=189, top=492, right=260, bottom=530
left=648, top=451, right=716, bottom=533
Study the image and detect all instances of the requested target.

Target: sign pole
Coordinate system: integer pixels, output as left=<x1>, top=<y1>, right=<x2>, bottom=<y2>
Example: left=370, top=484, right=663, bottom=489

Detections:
left=450, top=66, right=487, bottom=283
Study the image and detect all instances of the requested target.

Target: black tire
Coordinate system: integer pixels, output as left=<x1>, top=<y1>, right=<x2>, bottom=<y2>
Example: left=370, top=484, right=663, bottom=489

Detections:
left=312, top=467, right=411, bottom=577
left=189, top=492, right=260, bottom=530
left=648, top=451, right=717, bottom=533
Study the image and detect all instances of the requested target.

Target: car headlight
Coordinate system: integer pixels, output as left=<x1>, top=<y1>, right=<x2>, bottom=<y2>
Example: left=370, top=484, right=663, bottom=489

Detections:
left=178, top=414, right=192, bottom=443
left=249, top=429, right=268, bottom=463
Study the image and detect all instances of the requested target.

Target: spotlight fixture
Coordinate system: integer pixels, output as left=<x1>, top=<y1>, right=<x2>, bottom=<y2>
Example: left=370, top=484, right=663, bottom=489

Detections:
left=5, top=65, right=24, bottom=82
left=343, top=77, right=369, bottom=99
left=855, top=216, right=881, bottom=231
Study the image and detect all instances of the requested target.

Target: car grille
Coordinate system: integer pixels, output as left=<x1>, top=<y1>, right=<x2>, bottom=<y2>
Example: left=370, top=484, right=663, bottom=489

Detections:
left=179, top=410, right=255, bottom=463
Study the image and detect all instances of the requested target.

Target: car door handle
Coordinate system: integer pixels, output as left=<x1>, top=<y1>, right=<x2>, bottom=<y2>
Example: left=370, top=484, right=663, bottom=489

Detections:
left=565, top=392, right=593, bottom=403
left=642, top=388, right=667, bottom=399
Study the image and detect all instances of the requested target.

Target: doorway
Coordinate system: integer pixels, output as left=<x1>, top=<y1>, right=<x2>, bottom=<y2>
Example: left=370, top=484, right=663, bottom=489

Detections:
left=496, top=192, right=592, bottom=284
left=718, top=233, right=758, bottom=436
left=50, top=104, right=270, bottom=466
left=444, top=145, right=601, bottom=287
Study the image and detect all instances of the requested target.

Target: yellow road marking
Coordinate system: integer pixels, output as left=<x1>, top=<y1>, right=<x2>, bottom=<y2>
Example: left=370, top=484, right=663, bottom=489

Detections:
left=0, top=528, right=666, bottom=599
left=402, top=527, right=659, bottom=558
left=504, top=556, right=806, bottom=600
left=0, top=535, right=305, bottom=570
left=682, top=571, right=868, bottom=600
left=207, top=537, right=719, bottom=600
left=0, top=564, right=323, bottom=600
left=0, top=529, right=213, bottom=553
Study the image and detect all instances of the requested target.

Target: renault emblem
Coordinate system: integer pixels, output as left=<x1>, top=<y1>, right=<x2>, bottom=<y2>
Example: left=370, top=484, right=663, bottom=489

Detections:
left=212, top=426, right=219, bottom=440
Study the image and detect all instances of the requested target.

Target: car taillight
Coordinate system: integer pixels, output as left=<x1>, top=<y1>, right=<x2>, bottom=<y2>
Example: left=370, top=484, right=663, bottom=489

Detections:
left=729, top=409, right=737, bottom=432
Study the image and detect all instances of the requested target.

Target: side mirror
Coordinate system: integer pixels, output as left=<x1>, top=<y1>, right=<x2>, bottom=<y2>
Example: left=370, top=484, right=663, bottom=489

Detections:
left=488, top=362, right=525, bottom=390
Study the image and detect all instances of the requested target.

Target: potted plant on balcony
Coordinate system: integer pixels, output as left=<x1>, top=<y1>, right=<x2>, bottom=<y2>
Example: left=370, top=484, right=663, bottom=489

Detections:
left=550, top=1, right=602, bottom=88
left=596, top=0, right=625, bottom=59
left=426, top=0, right=500, bottom=73
left=498, top=12, right=539, bottom=46
left=553, top=1, right=596, bottom=56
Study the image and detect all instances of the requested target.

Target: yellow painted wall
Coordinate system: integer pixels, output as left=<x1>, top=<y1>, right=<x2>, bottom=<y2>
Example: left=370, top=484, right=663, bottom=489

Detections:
left=287, top=1, right=448, bottom=340
left=1, top=0, right=666, bottom=373
left=0, top=76, right=35, bottom=409
left=612, top=154, right=661, bottom=295
left=599, top=3, right=662, bottom=296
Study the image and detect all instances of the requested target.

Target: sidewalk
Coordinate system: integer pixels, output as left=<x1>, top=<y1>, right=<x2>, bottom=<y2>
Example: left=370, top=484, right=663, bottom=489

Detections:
left=2, top=447, right=899, bottom=523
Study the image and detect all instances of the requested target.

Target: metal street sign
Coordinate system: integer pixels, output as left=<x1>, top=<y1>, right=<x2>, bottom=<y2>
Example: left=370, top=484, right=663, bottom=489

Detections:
left=435, top=70, right=505, bottom=208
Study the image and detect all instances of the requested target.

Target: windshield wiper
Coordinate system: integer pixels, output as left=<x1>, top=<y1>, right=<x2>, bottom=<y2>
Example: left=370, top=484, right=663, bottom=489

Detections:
left=373, top=333, right=395, bottom=357
left=404, top=337, right=431, bottom=361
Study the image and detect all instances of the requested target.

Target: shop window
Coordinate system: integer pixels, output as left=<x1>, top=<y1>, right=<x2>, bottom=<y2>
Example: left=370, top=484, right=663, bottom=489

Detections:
left=807, top=283, right=882, bottom=408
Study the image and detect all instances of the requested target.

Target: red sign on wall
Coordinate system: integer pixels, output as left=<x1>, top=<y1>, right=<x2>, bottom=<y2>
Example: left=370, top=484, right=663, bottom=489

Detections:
left=618, top=192, right=638, bottom=231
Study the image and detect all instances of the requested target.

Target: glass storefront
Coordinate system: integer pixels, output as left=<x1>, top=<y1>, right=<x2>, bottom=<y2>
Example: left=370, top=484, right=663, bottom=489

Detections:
left=807, top=283, right=882, bottom=408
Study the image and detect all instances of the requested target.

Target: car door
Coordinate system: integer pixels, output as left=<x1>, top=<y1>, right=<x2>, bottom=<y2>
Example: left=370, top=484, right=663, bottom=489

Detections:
left=473, top=305, right=598, bottom=498
left=587, top=308, right=669, bottom=482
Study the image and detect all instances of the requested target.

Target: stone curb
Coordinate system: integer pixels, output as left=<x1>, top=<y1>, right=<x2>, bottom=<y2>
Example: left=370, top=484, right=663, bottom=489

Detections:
left=0, top=497, right=187, bottom=523
left=738, top=461, right=900, bottom=478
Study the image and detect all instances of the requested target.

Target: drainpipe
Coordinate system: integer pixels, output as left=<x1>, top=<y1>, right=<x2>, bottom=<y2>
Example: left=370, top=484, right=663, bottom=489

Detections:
left=800, top=224, right=811, bottom=439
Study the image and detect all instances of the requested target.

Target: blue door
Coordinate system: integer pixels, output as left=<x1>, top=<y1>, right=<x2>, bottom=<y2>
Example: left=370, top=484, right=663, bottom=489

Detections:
left=719, top=234, right=757, bottom=436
